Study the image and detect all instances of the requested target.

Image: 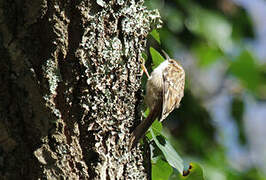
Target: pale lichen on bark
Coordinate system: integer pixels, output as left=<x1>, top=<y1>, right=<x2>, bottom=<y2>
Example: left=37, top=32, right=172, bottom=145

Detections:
left=75, top=1, right=161, bottom=179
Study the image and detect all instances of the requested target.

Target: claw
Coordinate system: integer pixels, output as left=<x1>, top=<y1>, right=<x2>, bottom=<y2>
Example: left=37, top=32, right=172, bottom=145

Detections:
left=141, top=58, right=150, bottom=78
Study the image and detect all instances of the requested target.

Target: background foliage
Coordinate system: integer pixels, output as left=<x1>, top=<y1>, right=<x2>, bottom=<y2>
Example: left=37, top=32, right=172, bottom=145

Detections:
left=144, top=0, right=266, bottom=179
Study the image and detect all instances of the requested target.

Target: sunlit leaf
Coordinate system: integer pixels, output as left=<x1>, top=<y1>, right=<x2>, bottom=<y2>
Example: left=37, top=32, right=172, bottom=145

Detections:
left=150, top=128, right=184, bottom=174
left=143, top=108, right=149, bottom=118
left=152, top=158, right=173, bottom=180
left=150, top=47, right=165, bottom=69
left=150, top=29, right=161, bottom=44
left=151, top=119, right=163, bottom=133
left=146, top=119, right=162, bottom=139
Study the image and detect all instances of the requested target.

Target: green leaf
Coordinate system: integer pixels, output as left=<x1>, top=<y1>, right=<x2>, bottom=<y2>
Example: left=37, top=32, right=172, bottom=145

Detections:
left=152, top=158, right=173, bottom=180
left=150, top=128, right=184, bottom=174
left=151, top=119, right=163, bottom=133
left=146, top=119, right=163, bottom=139
left=143, top=108, right=149, bottom=118
left=229, top=50, right=260, bottom=91
left=142, top=52, right=148, bottom=61
left=150, top=47, right=165, bottom=69
left=181, top=162, right=205, bottom=180
left=150, top=29, right=161, bottom=44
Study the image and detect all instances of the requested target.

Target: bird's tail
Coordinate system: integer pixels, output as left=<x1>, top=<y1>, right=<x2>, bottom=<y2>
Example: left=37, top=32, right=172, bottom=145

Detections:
left=129, top=103, right=161, bottom=149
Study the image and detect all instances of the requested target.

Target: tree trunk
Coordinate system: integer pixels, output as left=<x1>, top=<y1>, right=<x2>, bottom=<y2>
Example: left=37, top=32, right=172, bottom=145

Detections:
left=0, top=0, right=161, bottom=179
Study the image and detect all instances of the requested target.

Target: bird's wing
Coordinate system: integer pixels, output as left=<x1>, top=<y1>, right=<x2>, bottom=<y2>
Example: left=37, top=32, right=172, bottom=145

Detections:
left=160, top=61, right=185, bottom=122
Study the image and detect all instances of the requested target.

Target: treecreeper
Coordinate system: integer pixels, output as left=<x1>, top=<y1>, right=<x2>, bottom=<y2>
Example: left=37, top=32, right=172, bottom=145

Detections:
left=129, top=52, right=185, bottom=149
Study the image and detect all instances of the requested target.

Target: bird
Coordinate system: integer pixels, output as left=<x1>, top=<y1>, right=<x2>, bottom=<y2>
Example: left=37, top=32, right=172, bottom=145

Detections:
left=129, top=51, right=185, bottom=149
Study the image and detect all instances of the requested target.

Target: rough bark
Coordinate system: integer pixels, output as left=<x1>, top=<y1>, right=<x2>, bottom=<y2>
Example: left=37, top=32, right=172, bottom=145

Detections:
left=0, top=0, right=161, bottom=179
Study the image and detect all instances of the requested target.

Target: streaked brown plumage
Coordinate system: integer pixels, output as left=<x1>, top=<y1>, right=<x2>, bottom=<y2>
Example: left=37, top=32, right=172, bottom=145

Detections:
left=129, top=54, right=185, bottom=149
